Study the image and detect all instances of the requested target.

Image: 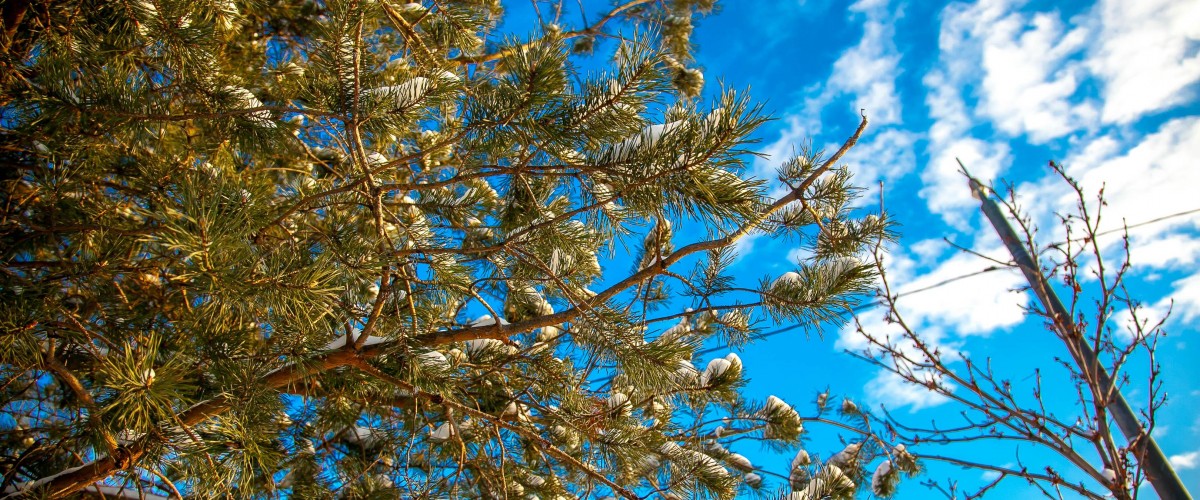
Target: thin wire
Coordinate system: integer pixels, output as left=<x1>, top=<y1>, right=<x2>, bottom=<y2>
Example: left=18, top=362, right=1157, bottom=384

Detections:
left=889, top=265, right=1005, bottom=298
left=694, top=267, right=1005, bottom=356
left=601, top=207, right=1200, bottom=379
left=1053, top=207, right=1200, bottom=246
left=696, top=207, right=1200, bottom=357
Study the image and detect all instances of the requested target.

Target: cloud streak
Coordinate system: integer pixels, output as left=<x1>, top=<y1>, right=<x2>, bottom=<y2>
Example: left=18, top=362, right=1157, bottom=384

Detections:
left=1169, top=451, right=1199, bottom=470
left=806, top=0, right=904, bottom=126
left=1087, top=0, right=1200, bottom=123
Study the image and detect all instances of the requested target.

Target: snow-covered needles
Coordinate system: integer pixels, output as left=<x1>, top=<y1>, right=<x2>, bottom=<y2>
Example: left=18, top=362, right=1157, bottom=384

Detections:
left=761, top=258, right=876, bottom=330
left=760, top=395, right=804, bottom=441
left=224, top=86, right=275, bottom=128
left=364, top=71, right=459, bottom=114
left=657, top=442, right=737, bottom=496
left=596, top=91, right=767, bottom=224
left=367, top=77, right=431, bottom=111
left=700, top=352, right=742, bottom=387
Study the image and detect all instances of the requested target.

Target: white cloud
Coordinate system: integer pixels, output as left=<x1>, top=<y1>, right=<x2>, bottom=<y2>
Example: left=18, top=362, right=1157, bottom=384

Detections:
left=864, top=370, right=949, bottom=411
left=1158, top=273, right=1200, bottom=324
left=886, top=239, right=1027, bottom=335
left=786, top=246, right=808, bottom=265
left=842, top=127, right=917, bottom=202
left=1065, top=117, right=1200, bottom=239
left=958, top=115, right=1200, bottom=352
left=920, top=1, right=1129, bottom=226
left=921, top=0, right=1035, bottom=226
left=920, top=135, right=1010, bottom=228
left=1126, top=234, right=1200, bottom=270
left=752, top=115, right=809, bottom=189
left=924, top=70, right=969, bottom=145
left=840, top=301, right=958, bottom=412
left=977, top=11, right=1096, bottom=142
left=1087, top=0, right=1200, bottom=123
left=980, top=463, right=1014, bottom=481
left=849, top=0, right=887, bottom=11
left=910, top=239, right=945, bottom=262
left=807, top=0, right=903, bottom=126
left=934, top=0, right=1014, bottom=80
left=919, top=0, right=1147, bottom=225
left=1004, top=117, right=1200, bottom=303
left=756, top=0, right=912, bottom=198
left=728, top=230, right=764, bottom=266
left=927, top=0, right=1102, bottom=143
left=842, top=0, right=1200, bottom=420
left=1003, top=116, right=1200, bottom=287
left=1168, top=451, right=1199, bottom=470
left=1110, top=303, right=1169, bottom=344
left=751, top=0, right=918, bottom=273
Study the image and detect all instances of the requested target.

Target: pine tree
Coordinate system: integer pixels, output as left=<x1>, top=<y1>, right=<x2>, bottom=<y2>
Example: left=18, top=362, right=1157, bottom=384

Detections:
left=0, top=1, right=906, bottom=498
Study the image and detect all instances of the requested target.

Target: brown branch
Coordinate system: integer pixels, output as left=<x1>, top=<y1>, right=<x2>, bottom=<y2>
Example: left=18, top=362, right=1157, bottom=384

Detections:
left=450, top=0, right=655, bottom=65
left=914, top=453, right=1105, bottom=500
left=798, top=109, right=868, bottom=193
left=17, top=112, right=869, bottom=498
left=344, top=358, right=639, bottom=500
left=6, top=349, right=361, bottom=499
left=41, top=357, right=118, bottom=456
left=371, top=113, right=867, bottom=347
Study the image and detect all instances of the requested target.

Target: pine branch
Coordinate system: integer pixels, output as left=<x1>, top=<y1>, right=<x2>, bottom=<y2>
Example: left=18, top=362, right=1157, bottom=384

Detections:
left=5, top=349, right=362, bottom=498
left=449, top=0, right=656, bottom=65
left=345, top=358, right=641, bottom=500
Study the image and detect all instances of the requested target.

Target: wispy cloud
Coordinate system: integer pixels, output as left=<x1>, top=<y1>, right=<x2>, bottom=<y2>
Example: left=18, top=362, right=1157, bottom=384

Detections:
left=923, top=0, right=1100, bottom=147
left=752, top=115, right=809, bottom=185
left=1061, top=118, right=1200, bottom=238
left=920, top=0, right=1025, bottom=226
left=917, top=0, right=1197, bottom=228
left=1159, top=274, right=1200, bottom=324
left=921, top=0, right=1200, bottom=324
left=754, top=0, right=914, bottom=189
left=921, top=67, right=1007, bottom=227
left=806, top=0, right=904, bottom=126
left=841, top=127, right=917, bottom=202
left=1086, top=0, right=1200, bottom=123
left=919, top=130, right=1009, bottom=228
left=864, top=370, right=950, bottom=411
left=980, top=463, right=1014, bottom=481
left=976, top=10, right=1096, bottom=142
left=750, top=0, right=1200, bottom=420
left=1124, top=234, right=1200, bottom=271
left=811, top=0, right=921, bottom=198
left=748, top=0, right=920, bottom=280
left=1010, top=117, right=1200, bottom=321
left=886, top=237, right=1027, bottom=336
left=1168, top=450, right=1199, bottom=470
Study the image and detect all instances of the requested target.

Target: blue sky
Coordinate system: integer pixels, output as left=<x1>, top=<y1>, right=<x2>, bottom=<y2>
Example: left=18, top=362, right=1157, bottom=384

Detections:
left=677, top=0, right=1200, bottom=496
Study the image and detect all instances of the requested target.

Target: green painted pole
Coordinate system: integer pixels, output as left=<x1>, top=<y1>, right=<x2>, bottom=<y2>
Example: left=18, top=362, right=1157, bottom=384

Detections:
left=965, top=166, right=1190, bottom=499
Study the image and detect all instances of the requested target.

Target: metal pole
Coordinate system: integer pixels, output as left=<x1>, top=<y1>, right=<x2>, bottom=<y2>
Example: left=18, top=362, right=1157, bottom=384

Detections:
left=967, top=174, right=1191, bottom=499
